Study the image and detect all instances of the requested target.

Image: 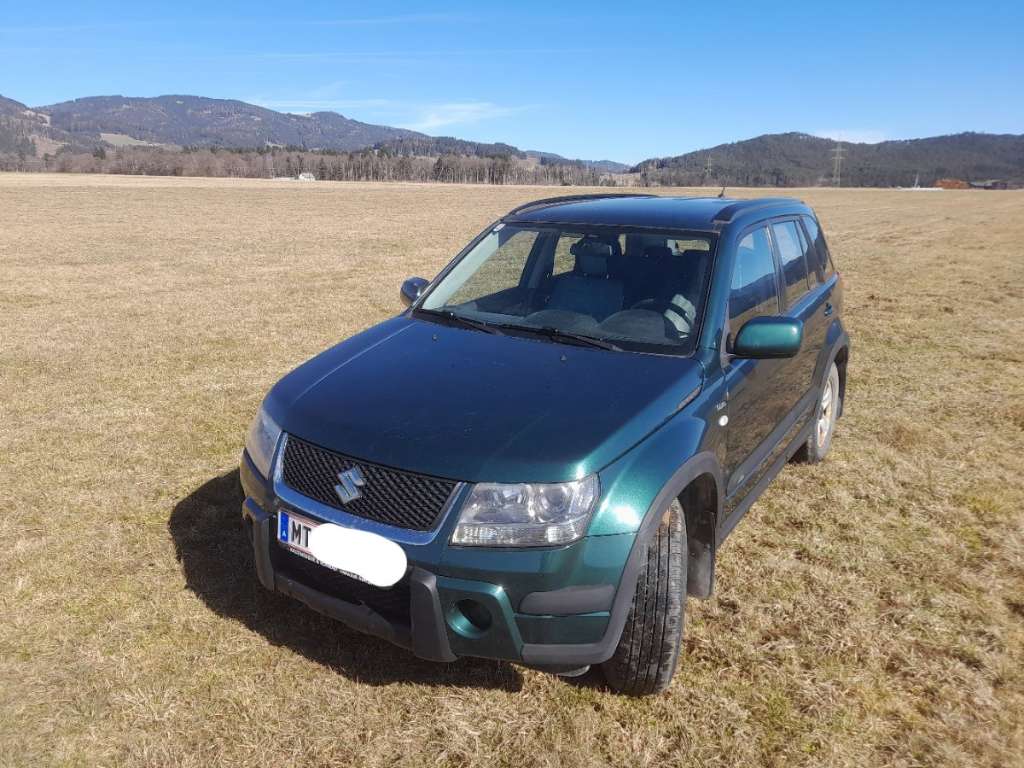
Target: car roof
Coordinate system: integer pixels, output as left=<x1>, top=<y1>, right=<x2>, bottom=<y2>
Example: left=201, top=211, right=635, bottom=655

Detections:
left=504, top=193, right=810, bottom=231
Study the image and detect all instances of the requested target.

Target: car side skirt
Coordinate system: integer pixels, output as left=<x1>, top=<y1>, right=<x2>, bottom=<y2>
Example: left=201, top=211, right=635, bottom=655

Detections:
left=726, top=386, right=817, bottom=501
left=717, top=412, right=814, bottom=546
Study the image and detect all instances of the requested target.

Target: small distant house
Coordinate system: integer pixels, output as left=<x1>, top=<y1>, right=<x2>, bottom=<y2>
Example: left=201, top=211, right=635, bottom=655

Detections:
left=935, top=178, right=969, bottom=190
left=968, top=179, right=1008, bottom=190
left=297, top=172, right=316, bottom=182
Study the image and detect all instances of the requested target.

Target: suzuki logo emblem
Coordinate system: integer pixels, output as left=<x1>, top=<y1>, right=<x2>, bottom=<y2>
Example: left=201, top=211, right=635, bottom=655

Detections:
left=334, top=466, right=366, bottom=504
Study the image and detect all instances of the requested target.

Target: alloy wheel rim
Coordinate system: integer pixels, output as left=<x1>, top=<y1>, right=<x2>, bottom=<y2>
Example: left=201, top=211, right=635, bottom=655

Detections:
left=817, top=377, right=835, bottom=447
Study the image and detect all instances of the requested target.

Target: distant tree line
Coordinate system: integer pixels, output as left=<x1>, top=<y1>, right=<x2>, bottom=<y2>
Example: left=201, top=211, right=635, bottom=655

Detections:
left=374, top=136, right=526, bottom=159
left=634, top=165, right=807, bottom=188
left=0, top=145, right=614, bottom=186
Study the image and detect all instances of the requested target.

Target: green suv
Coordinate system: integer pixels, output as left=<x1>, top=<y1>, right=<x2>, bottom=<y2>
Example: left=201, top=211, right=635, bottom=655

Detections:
left=240, top=193, right=849, bottom=694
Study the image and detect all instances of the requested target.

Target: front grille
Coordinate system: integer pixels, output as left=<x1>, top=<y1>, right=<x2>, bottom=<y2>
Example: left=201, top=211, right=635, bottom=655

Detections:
left=271, top=544, right=411, bottom=623
left=280, top=435, right=458, bottom=531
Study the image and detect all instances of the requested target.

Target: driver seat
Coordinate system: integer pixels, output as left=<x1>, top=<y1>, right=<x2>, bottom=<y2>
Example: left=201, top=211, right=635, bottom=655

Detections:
left=546, top=240, right=624, bottom=321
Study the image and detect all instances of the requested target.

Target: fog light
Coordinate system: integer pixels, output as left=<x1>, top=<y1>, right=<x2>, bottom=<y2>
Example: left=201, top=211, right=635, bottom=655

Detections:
left=447, top=599, right=492, bottom=638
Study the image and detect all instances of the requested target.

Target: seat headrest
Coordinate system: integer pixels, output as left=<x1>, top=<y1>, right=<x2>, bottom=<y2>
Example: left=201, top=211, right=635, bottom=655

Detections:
left=570, top=239, right=614, bottom=277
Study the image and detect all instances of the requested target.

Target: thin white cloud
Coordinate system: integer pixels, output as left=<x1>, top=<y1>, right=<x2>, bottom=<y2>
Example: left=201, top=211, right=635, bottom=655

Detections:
left=400, top=102, right=529, bottom=132
left=226, top=46, right=607, bottom=63
left=814, top=129, right=888, bottom=144
left=308, top=13, right=465, bottom=26
left=244, top=51, right=423, bottom=63
left=252, top=98, right=396, bottom=112
left=0, top=20, right=161, bottom=35
left=248, top=80, right=401, bottom=113
left=247, top=92, right=530, bottom=133
left=0, top=14, right=461, bottom=35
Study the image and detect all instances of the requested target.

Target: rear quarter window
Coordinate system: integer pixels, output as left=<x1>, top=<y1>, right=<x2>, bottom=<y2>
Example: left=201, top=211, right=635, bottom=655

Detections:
left=553, top=232, right=626, bottom=275
left=668, top=238, right=711, bottom=254
left=801, top=215, right=835, bottom=279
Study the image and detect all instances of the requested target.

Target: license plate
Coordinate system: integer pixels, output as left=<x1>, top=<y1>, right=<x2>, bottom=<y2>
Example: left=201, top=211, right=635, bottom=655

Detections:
left=277, top=509, right=321, bottom=561
left=275, top=509, right=408, bottom=588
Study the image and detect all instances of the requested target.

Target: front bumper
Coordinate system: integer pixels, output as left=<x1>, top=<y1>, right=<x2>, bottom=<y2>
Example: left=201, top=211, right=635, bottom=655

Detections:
left=240, top=449, right=636, bottom=668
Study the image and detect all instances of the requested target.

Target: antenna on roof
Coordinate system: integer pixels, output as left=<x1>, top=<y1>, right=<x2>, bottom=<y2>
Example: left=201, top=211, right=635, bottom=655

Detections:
left=717, top=186, right=727, bottom=198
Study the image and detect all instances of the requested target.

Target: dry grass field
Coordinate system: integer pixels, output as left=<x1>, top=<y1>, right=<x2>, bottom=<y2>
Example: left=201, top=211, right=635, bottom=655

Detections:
left=1, top=174, right=1022, bottom=767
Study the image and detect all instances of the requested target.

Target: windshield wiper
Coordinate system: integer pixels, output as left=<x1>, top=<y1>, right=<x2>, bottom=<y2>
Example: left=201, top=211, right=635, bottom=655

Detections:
left=499, top=323, right=621, bottom=351
left=416, top=308, right=503, bottom=335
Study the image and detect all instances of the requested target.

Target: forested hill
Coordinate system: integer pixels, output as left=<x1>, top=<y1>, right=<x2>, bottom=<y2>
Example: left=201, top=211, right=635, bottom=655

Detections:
left=2, top=92, right=1020, bottom=187
left=633, top=132, right=1024, bottom=187
left=41, top=95, right=421, bottom=151
left=0, top=95, right=93, bottom=155
left=2, top=93, right=625, bottom=170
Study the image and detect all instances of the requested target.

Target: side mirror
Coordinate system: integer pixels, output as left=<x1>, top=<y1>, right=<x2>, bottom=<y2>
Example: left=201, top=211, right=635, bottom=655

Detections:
left=733, top=316, right=803, bottom=359
left=400, top=277, right=429, bottom=307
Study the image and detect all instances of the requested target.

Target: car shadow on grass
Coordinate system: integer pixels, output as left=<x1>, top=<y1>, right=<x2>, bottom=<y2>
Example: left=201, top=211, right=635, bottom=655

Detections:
left=168, top=470, right=523, bottom=692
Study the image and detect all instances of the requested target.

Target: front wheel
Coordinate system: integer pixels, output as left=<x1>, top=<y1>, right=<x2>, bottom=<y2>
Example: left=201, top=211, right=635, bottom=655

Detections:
left=600, top=501, right=686, bottom=696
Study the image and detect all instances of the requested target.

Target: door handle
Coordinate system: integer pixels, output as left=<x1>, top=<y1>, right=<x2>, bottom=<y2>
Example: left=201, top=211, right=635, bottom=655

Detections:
left=823, top=302, right=833, bottom=317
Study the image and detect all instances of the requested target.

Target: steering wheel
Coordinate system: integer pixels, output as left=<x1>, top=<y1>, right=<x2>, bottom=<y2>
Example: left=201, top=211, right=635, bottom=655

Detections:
left=629, top=298, right=692, bottom=334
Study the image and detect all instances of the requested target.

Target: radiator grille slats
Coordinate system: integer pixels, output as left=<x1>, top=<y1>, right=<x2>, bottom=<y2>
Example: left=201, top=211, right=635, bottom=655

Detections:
left=281, top=435, right=457, bottom=531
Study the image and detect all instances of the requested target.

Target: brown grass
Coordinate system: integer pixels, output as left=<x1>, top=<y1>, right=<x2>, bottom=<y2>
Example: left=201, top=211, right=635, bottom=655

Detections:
left=1, top=174, right=1022, bottom=767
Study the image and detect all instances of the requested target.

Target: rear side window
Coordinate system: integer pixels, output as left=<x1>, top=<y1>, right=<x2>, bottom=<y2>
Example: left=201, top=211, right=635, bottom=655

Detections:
left=771, top=220, right=810, bottom=307
left=729, top=226, right=778, bottom=329
left=801, top=215, right=835, bottom=279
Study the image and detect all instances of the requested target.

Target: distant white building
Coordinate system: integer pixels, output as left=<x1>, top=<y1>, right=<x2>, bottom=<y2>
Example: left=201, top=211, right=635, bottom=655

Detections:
left=297, top=172, right=316, bottom=182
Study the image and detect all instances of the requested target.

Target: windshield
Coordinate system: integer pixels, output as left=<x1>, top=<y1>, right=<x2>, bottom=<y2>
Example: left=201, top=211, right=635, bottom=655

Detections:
left=419, top=224, right=716, bottom=354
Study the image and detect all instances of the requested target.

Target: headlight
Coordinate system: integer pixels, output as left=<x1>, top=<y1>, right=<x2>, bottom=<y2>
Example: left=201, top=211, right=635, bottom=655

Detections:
left=451, top=475, right=599, bottom=547
left=245, top=406, right=282, bottom=479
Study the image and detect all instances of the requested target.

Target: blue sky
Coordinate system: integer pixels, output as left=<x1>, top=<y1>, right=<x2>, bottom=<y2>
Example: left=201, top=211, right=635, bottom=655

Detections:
left=1, top=1, right=1021, bottom=164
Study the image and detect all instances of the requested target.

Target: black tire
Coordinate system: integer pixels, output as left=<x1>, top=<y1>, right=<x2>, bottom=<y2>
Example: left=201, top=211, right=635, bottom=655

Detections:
left=793, top=362, right=841, bottom=464
left=601, top=501, right=686, bottom=696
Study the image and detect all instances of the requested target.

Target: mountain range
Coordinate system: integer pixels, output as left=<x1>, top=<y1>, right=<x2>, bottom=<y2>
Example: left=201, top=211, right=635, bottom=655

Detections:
left=633, top=131, right=1024, bottom=187
left=0, top=93, right=627, bottom=171
left=1, top=93, right=1021, bottom=185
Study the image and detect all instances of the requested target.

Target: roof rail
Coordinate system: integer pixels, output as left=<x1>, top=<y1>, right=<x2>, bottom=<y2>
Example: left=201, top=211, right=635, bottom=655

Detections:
left=711, top=197, right=803, bottom=224
left=505, top=192, right=657, bottom=216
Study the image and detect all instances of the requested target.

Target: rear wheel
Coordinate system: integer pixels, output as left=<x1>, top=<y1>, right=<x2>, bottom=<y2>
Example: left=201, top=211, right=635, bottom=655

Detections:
left=601, top=501, right=686, bottom=696
left=794, top=362, right=841, bottom=464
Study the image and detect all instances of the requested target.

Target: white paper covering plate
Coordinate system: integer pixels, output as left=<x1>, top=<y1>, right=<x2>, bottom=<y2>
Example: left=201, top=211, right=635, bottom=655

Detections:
left=307, top=522, right=408, bottom=587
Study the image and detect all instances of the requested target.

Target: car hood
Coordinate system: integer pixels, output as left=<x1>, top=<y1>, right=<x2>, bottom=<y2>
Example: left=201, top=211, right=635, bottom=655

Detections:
left=266, top=316, right=703, bottom=483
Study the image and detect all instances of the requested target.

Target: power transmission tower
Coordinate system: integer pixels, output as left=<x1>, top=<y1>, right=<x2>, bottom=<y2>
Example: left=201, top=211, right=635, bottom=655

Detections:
left=831, top=142, right=845, bottom=187
left=704, top=153, right=712, bottom=186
